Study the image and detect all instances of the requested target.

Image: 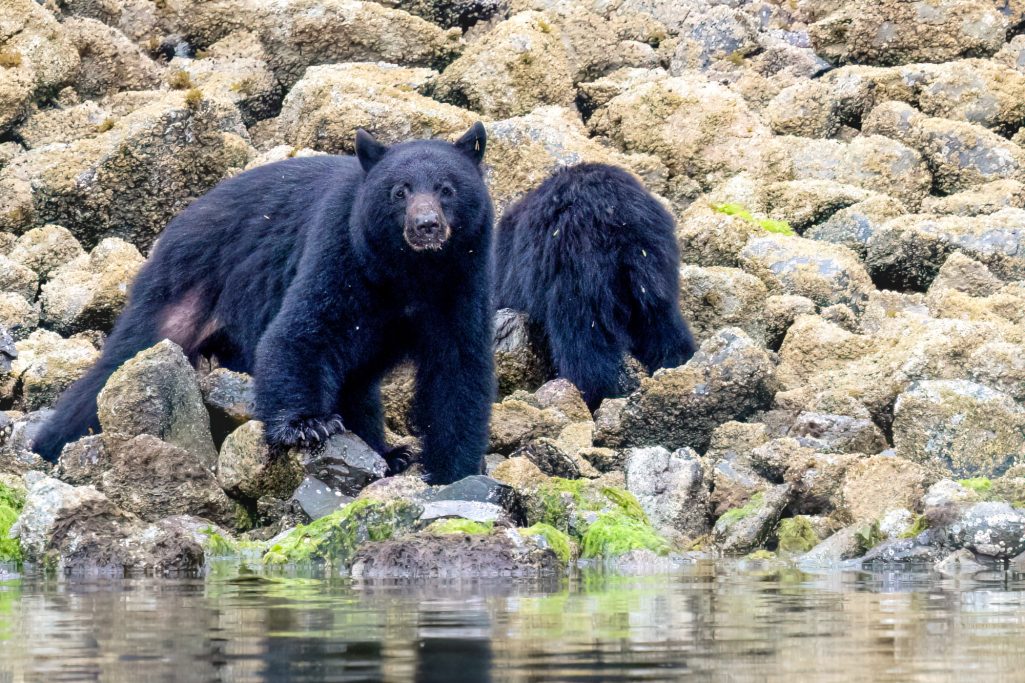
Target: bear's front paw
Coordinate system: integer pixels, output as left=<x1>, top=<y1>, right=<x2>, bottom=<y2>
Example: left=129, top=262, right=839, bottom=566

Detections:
left=384, top=445, right=417, bottom=476
left=266, top=414, right=345, bottom=447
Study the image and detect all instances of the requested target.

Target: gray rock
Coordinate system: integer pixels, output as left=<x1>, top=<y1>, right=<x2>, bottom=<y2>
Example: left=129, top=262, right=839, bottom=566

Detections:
left=200, top=368, right=256, bottom=446
left=805, top=196, right=906, bottom=259
left=935, top=548, right=987, bottom=576
left=799, top=524, right=865, bottom=566
left=0, top=326, right=15, bottom=374
left=625, top=446, right=709, bottom=544
left=97, top=340, right=218, bottom=468
left=922, top=479, right=978, bottom=509
left=862, top=537, right=946, bottom=564
left=217, top=421, right=303, bottom=500
left=430, top=475, right=518, bottom=514
left=295, top=432, right=388, bottom=499
left=419, top=500, right=507, bottom=524
left=291, top=476, right=354, bottom=521
left=943, top=502, right=1025, bottom=559
left=787, top=412, right=887, bottom=454
left=712, top=483, right=791, bottom=555
left=493, top=309, right=552, bottom=397
left=510, top=438, right=581, bottom=479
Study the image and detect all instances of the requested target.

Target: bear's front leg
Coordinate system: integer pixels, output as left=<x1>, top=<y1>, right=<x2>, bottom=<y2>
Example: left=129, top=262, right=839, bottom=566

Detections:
left=412, top=305, right=495, bottom=485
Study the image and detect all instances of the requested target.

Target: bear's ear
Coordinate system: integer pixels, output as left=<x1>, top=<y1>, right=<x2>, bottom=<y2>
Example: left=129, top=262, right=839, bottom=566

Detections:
left=454, top=122, right=486, bottom=165
left=355, top=129, right=388, bottom=173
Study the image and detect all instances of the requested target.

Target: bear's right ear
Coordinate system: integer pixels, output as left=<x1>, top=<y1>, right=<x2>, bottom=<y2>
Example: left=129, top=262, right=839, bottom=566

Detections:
left=355, top=129, right=388, bottom=173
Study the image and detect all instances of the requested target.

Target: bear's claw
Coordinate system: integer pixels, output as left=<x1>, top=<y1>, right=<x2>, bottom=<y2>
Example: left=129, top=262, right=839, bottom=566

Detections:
left=268, top=414, right=346, bottom=447
left=384, top=445, right=416, bottom=476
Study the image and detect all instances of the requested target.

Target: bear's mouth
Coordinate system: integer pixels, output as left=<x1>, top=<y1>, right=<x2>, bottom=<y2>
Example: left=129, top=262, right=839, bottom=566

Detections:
left=404, top=194, right=451, bottom=251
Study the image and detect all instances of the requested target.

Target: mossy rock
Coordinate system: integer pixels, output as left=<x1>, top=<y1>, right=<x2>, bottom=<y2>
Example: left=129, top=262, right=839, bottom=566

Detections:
left=425, top=519, right=494, bottom=536
left=263, top=499, right=421, bottom=566
left=0, top=482, right=26, bottom=563
left=775, top=516, right=819, bottom=554
left=580, top=513, right=671, bottom=559
left=519, top=523, right=574, bottom=564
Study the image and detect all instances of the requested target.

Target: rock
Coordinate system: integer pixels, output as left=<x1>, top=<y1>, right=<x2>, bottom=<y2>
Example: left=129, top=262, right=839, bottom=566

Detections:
left=435, top=11, right=574, bottom=119
left=861, top=536, right=946, bottom=564
left=576, top=66, right=668, bottom=116
left=430, top=475, right=519, bottom=516
left=810, top=0, right=1006, bottom=66
left=936, top=548, right=987, bottom=576
left=7, top=224, right=84, bottom=280
left=864, top=101, right=1025, bottom=196
left=510, top=439, right=581, bottom=479
left=878, top=508, right=916, bottom=539
left=923, top=478, right=979, bottom=509
left=705, top=421, right=772, bottom=516
left=798, top=524, right=866, bottom=565
left=837, top=455, right=931, bottom=523
left=166, top=53, right=276, bottom=128
left=199, top=368, right=255, bottom=446
left=0, top=325, right=15, bottom=375
left=942, top=502, right=1025, bottom=559
left=381, top=0, right=506, bottom=29
left=533, top=379, right=590, bottom=422
left=669, top=5, right=758, bottom=70
left=13, top=101, right=114, bottom=150
left=923, top=180, right=1025, bottom=217
left=866, top=209, right=1025, bottom=291
left=893, top=380, right=1025, bottom=478
left=419, top=500, right=508, bottom=524
left=0, top=91, right=253, bottom=250
left=615, top=328, right=777, bottom=451
left=380, top=363, right=415, bottom=436
left=350, top=527, right=566, bottom=578
left=763, top=294, right=816, bottom=349
left=277, top=62, right=473, bottom=154
left=493, top=309, right=552, bottom=397
left=712, top=483, right=791, bottom=555
left=63, top=17, right=164, bottom=98
left=97, top=340, right=218, bottom=467
left=677, top=265, right=769, bottom=344
left=625, top=446, right=709, bottom=544
left=39, top=238, right=143, bottom=335
left=8, top=330, right=98, bottom=412
left=786, top=412, right=887, bottom=454
left=217, top=421, right=303, bottom=500
left=804, top=195, right=907, bottom=259
left=589, top=74, right=770, bottom=190
left=737, top=234, right=873, bottom=311
left=489, top=455, right=548, bottom=491
left=489, top=398, right=567, bottom=454
left=357, top=475, right=432, bottom=504
left=0, top=293, right=38, bottom=340
left=0, top=255, right=37, bottom=301
left=293, top=432, right=388, bottom=504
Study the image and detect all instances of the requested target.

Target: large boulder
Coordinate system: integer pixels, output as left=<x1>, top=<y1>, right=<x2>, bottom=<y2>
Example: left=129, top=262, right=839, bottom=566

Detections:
left=625, top=446, right=709, bottom=545
left=7, top=224, right=84, bottom=279
left=6, top=329, right=98, bottom=411
left=62, top=17, right=164, bottom=98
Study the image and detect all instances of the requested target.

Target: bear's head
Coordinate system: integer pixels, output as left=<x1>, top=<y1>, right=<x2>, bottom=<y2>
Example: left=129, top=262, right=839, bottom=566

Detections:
left=351, top=123, right=491, bottom=259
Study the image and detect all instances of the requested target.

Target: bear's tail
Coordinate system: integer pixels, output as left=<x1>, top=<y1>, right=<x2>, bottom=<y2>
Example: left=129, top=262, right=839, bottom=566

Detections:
left=31, top=303, right=160, bottom=463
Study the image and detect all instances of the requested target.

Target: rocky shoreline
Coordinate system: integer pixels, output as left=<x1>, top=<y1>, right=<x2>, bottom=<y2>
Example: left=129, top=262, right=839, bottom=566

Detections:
left=5, top=0, right=1025, bottom=577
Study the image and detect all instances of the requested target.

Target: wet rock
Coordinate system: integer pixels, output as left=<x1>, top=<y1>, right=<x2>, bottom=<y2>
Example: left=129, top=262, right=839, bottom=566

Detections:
left=786, top=412, right=887, bottom=454
left=893, top=380, right=1025, bottom=478
left=431, top=475, right=518, bottom=514
left=493, top=309, right=552, bottom=397
left=810, top=0, right=1006, bottom=66
left=712, top=483, right=791, bottom=555
left=942, top=502, right=1025, bottom=559
left=738, top=234, right=873, bottom=311
left=936, top=548, right=987, bottom=576
left=0, top=91, right=252, bottom=250
left=510, top=439, right=581, bottom=479
left=292, top=432, right=388, bottom=512
left=615, top=328, right=778, bottom=451
left=97, top=340, right=217, bottom=467
left=199, top=368, right=255, bottom=446
left=217, top=421, right=303, bottom=500
left=8, top=330, right=98, bottom=412
left=350, top=527, right=566, bottom=578
left=861, top=536, right=945, bottom=564
left=625, top=446, right=709, bottom=545
left=419, top=500, right=507, bottom=524
left=39, top=238, right=143, bottom=335
left=864, top=102, right=1025, bottom=196
left=589, top=74, right=769, bottom=190
left=0, top=255, right=37, bottom=301
left=677, top=265, right=769, bottom=344
left=838, top=455, right=931, bottom=523
left=63, top=17, right=164, bottom=98
left=7, top=225, right=84, bottom=280
left=435, top=11, right=574, bottom=119
left=277, top=62, right=473, bottom=154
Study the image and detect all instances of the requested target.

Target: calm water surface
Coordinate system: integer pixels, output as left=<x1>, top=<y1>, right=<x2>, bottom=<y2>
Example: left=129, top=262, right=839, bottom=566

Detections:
left=3, top=560, right=1025, bottom=682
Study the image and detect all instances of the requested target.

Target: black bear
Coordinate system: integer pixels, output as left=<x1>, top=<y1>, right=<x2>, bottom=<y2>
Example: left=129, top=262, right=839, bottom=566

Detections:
left=494, top=162, right=695, bottom=409
left=32, top=124, right=495, bottom=485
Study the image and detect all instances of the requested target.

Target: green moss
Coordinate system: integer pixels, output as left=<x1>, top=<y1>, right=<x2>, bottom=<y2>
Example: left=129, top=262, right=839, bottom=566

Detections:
left=184, top=88, right=203, bottom=108
left=855, top=521, right=885, bottom=554
left=776, top=516, right=818, bottom=554
left=168, top=69, right=193, bottom=90
left=580, top=513, right=670, bottom=559
left=262, top=499, right=420, bottom=566
left=201, top=527, right=238, bottom=556
left=0, top=483, right=25, bottom=563
left=96, top=118, right=116, bottom=133
left=712, top=202, right=796, bottom=236
left=535, top=478, right=648, bottom=531
left=745, top=549, right=776, bottom=560
left=426, top=519, right=494, bottom=536
left=958, top=477, right=993, bottom=496
left=520, top=523, right=574, bottom=564
left=717, top=492, right=764, bottom=528
left=899, top=514, right=929, bottom=539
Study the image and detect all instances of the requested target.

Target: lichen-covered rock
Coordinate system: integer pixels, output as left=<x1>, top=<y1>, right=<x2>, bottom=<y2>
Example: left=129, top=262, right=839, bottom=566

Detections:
left=810, top=0, right=1006, bottom=66
left=589, top=74, right=770, bottom=190
left=892, top=380, right=1025, bottom=478
left=615, top=328, right=777, bottom=451
left=63, top=17, right=164, bottom=98
left=0, top=254, right=37, bottom=301
left=0, top=91, right=253, bottom=250
left=199, top=368, right=255, bottom=446
left=97, top=340, right=218, bottom=467
left=837, top=455, right=931, bottom=523
left=7, top=329, right=98, bottom=411
left=435, top=11, right=574, bottom=119
left=864, top=101, right=1025, bottom=196
left=217, top=420, right=303, bottom=500
left=712, top=483, right=791, bottom=555
left=922, top=180, right=1025, bottom=217
left=39, top=237, right=143, bottom=335
left=276, top=62, right=473, bottom=154
left=677, top=265, right=769, bottom=344
left=625, top=446, right=709, bottom=545
left=493, top=309, right=552, bottom=397
left=489, top=398, right=568, bottom=454
left=7, top=224, right=84, bottom=280
left=166, top=43, right=277, bottom=126
left=804, top=195, right=907, bottom=259
left=381, top=0, right=506, bottom=29
left=941, top=501, right=1025, bottom=559
left=786, top=412, right=887, bottom=455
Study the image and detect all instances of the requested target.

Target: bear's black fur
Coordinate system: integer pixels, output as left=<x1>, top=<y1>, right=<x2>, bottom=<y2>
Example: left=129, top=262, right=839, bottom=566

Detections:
left=494, top=163, right=695, bottom=408
left=33, top=124, right=495, bottom=485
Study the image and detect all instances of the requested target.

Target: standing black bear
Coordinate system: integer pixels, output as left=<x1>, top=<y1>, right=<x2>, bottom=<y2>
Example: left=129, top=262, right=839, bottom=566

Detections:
left=32, top=124, right=495, bottom=485
left=494, top=163, right=695, bottom=409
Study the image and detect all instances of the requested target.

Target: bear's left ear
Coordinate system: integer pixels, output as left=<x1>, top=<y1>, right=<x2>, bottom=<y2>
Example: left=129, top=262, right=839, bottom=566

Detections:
left=355, top=129, right=388, bottom=173
left=454, top=122, right=486, bottom=165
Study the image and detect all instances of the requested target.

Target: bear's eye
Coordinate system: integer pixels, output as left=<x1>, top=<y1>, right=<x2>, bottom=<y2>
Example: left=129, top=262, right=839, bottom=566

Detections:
left=391, top=185, right=409, bottom=201
left=439, top=184, right=455, bottom=198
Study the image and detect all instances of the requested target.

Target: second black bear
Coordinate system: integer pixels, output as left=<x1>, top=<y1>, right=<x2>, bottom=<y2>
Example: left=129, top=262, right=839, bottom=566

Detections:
left=33, top=124, right=495, bottom=485
left=494, top=163, right=695, bottom=408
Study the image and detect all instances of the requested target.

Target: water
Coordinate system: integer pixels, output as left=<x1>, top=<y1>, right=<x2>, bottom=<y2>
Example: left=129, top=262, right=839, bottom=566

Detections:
left=3, top=561, right=1025, bottom=682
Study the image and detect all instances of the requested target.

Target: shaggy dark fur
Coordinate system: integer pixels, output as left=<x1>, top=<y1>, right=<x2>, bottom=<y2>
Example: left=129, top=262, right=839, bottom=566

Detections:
left=494, top=162, right=695, bottom=408
left=33, top=124, right=495, bottom=485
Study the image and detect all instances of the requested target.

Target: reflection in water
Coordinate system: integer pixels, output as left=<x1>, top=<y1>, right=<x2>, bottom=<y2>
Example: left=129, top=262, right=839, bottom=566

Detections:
left=3, top=561, right=1025, bottom=681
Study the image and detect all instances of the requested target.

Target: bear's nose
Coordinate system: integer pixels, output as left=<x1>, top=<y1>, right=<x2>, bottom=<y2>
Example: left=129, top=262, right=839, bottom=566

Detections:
left=414, top=211, right=440, bottom=234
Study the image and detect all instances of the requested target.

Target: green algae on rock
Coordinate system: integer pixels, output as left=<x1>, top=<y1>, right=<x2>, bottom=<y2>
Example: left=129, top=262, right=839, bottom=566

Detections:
left=518, top=523, right=574, bottom=565
left=580, top=513, right=670, bottom=559
left=0, top=482, right=26, bottom=562
left=712, top=202, right=795, bottom=236
left=775, top=516, right=819, bottom=554
left=425, top=519, right=494, bottom=536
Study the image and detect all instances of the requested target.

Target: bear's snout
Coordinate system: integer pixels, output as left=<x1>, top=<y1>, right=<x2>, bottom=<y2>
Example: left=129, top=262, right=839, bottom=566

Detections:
left=404, top=194, right=451, bottom=251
